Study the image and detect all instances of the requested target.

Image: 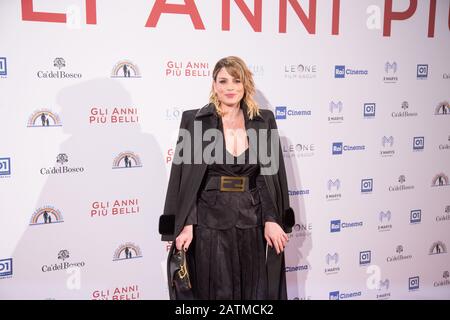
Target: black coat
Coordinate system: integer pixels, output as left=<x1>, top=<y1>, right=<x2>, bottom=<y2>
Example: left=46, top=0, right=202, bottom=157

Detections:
left=159, top=102, right=295, bottom=299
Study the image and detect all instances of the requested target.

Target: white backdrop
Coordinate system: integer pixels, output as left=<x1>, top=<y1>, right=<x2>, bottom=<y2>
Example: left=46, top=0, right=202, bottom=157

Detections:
left=0, top=0, right=449, bottom=300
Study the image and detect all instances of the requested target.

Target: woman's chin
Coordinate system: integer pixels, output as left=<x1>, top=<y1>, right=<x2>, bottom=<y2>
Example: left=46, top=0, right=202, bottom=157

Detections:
left=221, top=100, right=240, bottom=107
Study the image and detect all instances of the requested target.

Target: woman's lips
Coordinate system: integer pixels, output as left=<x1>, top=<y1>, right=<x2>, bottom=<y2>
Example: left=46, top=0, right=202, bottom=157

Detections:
left=225, top=94, right=236, bottom=98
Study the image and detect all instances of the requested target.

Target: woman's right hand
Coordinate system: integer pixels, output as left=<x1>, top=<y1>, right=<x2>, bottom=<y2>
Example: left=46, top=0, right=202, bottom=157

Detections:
left=175, top=225, right=193, bottom=251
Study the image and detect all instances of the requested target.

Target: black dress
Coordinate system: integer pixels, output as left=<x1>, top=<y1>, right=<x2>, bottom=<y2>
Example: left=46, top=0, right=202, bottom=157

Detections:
left=190, top=117, right=278, bottom=300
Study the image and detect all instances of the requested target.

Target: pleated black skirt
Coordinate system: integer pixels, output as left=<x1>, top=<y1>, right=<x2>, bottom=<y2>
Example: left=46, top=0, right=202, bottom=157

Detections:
left=193, top=225, right=268, bottom=300
left=192, top=178, right=269, bottom=300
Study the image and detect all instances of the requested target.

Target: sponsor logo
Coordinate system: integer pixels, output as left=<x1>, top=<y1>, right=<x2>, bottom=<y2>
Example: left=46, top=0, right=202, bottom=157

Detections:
left=58, top=250, right=70, bottom=261
left=54, top=57, right=65, bottom=69
left=332, top=142, right=342, bottom=155
left=433, top=271, right=450, bottom=288
left=283, top=143, right=315, bottom=158
left=113, top=243, right=143, bottom=261
left=438, top=135, right=450, bottom=151
left=0, top=57, right=7, bottom=77
left=112, top=152, right=142, bottom=169
left=334, top=65, right=345, bottom=78
left=392, top=101, right=418, bottom=118
left=37, top=57, right=82, bottom=79
left=329, top=290, right=362, bottom=300
left=330, top=219, right=363, bottom=233
left=285, top=265, right=309, bottom=272
left=383, top=61, right=398, bottom=83
left=332, top=142, right=365, bottom=155
left=410, top=209, right=422, bottom=224
left=387, top=245, right=413, bottom=262
left=29, top=206, right=64, bottom=226
left=380, top=136, right=395, bottom=157
left=432, top=173, right=449, bottom=187
left=376, top=279, right=391, bottom=299
left=359, top=250, right=371, bottom=266
left=429, top=241, right=447, bottom=255
left=27, top=109, right=62, bottom=127
left=409, top=276, right=420, bottom=291
left=378, top=211, right=392, bottom=232
left=329, top=291, right=339, bottom=300
left=248, top=64, right=264, bottom=77
left=388, top=175, right=415, bottom=192
left=165, top=107, right=185, bottom=121
left=284, top=64, right=317, bottom=79
left=328, top=101, right=344, bottom=123
left=330, top=220, right=341, bottom=232
left=382, top=136, right=394, bottom=148
left=434, top=101, right=449, bottom=115
left=326, top=179, right=342, bottom=201
left=111, top=60, right=141, bottom=78
left=335, top=65, right=368, bottom=78
left=275, top=106, right=311, bottom=119
left=0, top=157, right=11, bottom=177
left=363, top=103, right=376, bottom=118
left=417, top=64, right=428, bottom=80
left=0, top=258, right=13, bottom=279
left=40, top=154, right=85, bottom=176
left=41, top=250, right=86, bottom=273
left=290, top=223, right=313, bottom=238
left=413, top=137, right=425, bottom=151
left=436, top=206, right=450, bottom=222
left=361, top=179, right=373, bottom=193
left=325, top=253, right=340, bottom=275
left=379, top=279, right=390, bottom=291
left=288, top=189, right=310, bottom=196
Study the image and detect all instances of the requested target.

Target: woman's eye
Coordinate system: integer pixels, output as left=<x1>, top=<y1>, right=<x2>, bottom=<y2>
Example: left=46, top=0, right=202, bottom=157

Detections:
left=235, top=79, right=241, bottom=83
left=219, top=80, right=226, bottom=84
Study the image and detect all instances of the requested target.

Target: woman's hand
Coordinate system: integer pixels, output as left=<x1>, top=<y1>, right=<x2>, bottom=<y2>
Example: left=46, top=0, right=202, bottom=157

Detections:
left=175, top=225, right=193, bottom=251
left=264, top=221, right=289, bottom=254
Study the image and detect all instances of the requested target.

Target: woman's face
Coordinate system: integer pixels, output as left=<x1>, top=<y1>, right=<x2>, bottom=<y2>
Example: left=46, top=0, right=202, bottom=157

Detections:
left=213, top=67, right=245, bottom=108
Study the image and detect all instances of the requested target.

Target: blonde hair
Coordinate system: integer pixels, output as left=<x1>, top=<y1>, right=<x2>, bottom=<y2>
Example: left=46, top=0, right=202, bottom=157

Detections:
left=209, top=56, right=260, bottom=119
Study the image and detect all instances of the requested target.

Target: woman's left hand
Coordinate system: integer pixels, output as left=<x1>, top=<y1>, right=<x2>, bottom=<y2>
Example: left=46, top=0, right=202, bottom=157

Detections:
left=264, top=221, right=289, bottom=255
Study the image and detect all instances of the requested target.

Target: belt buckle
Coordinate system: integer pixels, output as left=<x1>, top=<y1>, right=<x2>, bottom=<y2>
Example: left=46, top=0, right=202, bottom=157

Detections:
left=220, top=176, right=246, bottom=192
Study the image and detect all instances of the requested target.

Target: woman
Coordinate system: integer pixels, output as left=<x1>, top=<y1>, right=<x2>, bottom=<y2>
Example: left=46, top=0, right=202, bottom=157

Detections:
left=159, top=56, right=295, bottom=300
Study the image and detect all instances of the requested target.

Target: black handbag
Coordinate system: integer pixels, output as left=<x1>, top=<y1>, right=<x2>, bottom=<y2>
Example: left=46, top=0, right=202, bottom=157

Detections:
left=167, top=242, right=194, bottom=300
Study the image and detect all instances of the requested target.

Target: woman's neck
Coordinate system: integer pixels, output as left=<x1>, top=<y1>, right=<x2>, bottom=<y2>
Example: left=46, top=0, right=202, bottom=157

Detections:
left=221, top=103, right=241, bottom=120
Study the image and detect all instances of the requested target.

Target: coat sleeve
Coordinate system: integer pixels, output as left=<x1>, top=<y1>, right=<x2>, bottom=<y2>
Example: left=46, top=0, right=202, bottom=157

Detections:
left=267, top=111, right=296, bottom=233
left=158, top=112, right=188, bottom=241
left=256, top=174, right=281, bottom=224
